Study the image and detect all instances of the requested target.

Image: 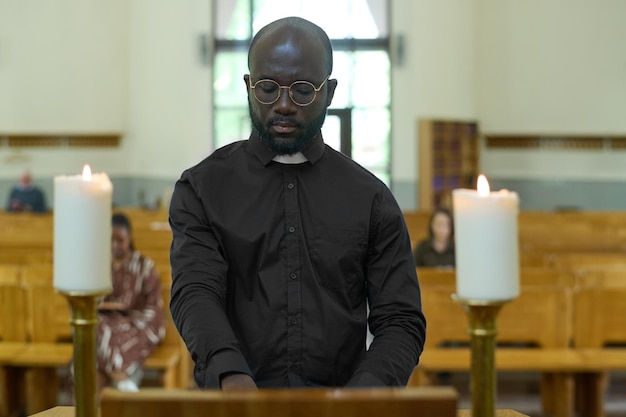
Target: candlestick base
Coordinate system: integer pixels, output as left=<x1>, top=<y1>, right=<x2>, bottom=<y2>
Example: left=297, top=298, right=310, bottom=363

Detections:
left=58, top=289, right=110, bottom=417
left=452, top=295, right=513, bottom=417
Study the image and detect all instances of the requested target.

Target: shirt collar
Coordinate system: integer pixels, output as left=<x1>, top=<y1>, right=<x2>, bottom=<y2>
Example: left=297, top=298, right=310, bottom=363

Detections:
left=273, top=153, right=308, bottom=164
left=249, top=130, right=325, bottom=166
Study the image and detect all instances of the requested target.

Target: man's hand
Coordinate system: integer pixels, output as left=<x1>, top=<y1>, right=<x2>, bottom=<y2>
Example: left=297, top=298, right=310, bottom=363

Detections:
left=10, top=200, right=23, bottom=211
left=220, top=373, right=257, bottom=390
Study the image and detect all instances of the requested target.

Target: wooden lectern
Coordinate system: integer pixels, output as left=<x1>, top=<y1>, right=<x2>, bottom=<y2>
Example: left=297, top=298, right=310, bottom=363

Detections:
left=100, top=387, right=458, bottom=417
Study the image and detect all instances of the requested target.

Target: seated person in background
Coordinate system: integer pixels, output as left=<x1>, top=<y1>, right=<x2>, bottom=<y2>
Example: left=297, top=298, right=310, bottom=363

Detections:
left=96, top=213, right=165, bottom=392
left=413, top=207, right=455, bottom=268
left=5, top=170, right=47, bottom=212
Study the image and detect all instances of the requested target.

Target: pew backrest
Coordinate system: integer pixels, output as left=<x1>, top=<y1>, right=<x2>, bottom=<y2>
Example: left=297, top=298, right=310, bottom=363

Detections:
left=0, top=264, right=26, bottom=342
left=418, top=268, right=572, bottom=349
left=573, top=268, right=626, bottom=348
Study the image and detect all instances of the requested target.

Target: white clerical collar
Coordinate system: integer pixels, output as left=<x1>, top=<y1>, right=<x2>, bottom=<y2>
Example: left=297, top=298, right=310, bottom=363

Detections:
left=272, top=152, right=308, bottom=164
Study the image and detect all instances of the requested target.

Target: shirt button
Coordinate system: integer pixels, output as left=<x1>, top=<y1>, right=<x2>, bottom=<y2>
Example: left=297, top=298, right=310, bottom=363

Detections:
left=290, top=273, right=297, bottom=280
left=291, top=319, right=298, bottom=325
left=287, top=183, right=295, bottom=189
left=288, top=226, right=295, bottom=233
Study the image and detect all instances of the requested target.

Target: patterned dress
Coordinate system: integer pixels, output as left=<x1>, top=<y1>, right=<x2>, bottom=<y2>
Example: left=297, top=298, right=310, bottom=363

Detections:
left=97, top=251, right=165, bottom=377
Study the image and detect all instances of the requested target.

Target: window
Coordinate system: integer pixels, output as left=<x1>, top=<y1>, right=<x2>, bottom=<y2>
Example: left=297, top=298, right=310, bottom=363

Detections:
left=213, top=0, right=390, bottom=184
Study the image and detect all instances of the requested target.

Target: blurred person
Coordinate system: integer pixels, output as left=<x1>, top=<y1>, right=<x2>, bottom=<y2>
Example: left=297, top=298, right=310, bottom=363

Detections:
left=413, top=208, right=455, bottom=268
left=5, top=170, right=47, bottom=212
left=95, top=213, right=166, bottom=392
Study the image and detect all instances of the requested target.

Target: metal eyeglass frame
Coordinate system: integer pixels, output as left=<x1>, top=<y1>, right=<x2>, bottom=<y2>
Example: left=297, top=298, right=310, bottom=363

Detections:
left=248, top=75, right=331, bottom=106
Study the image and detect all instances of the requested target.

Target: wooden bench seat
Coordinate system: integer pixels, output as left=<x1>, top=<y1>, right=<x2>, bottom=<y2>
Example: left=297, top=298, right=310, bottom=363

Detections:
left=9, top=342, right=182, bottom=372
left=419, top=348, right=626, bottom=373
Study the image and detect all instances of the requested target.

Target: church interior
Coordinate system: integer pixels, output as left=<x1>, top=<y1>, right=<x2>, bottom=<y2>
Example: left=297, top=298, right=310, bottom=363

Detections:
left=1, top=1, right=625, bottom=416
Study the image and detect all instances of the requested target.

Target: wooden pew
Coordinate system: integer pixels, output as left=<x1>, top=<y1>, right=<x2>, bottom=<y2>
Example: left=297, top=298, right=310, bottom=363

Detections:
left=0, top=212, right=53, bottom=265
left=412, top=267, right=626, bottom=417
left=0, top=265, right=28, bottom=417
left=100, top=387, right=459, bottom=417
left=521, top=251, right=626, bottom=269
left=0, top=265, right=27, bottom=343
left=0, top=209, right=172, bottom=268
left=402, top=210, right=626, bottom=262
left=3, top=210, right=625, bottom=272
left=572, top=268, right=626, bottom=417
left=411, top=267, right=575, bottom=417
left=415, top=267, right=574, bottom=350
left=517, top=211, right=626, bottom=254
left=401, top=211, right=430, bottom=247
left=8, top=265, right=190, bottom=415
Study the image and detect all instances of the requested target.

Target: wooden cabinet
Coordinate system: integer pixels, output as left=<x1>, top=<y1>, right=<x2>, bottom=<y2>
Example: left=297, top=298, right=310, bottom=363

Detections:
left=417, top=119, right=479, bottom=210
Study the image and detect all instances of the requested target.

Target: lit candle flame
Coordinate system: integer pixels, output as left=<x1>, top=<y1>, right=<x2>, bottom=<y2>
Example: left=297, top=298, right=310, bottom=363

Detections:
left=82, top=164, right=92, bottom=181
left=477, top=174, right=490, bottom=196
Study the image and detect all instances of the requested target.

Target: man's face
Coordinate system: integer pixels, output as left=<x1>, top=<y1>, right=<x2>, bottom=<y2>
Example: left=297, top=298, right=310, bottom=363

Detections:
left=20, top=173, right=32, bottom=187
left=248, top=96, right=328, bottom=155
left=245, top=31, right=336, bottom=155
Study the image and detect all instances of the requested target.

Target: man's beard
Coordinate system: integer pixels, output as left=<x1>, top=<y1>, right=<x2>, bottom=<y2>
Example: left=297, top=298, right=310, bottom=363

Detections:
left=250, top=105, right=327, bottom=155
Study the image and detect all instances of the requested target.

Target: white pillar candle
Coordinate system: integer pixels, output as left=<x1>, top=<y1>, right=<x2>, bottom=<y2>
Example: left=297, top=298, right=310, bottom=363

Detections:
left=452, top=175, right=520, bottom=300
left=54, top=165, right=113, bottom=292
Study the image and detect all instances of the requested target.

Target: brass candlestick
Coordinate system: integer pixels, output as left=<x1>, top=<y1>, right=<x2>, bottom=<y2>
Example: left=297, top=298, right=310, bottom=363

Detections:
left=60, top=290, right=110, bottom=417
left=453, top=295, right=512, bottom=417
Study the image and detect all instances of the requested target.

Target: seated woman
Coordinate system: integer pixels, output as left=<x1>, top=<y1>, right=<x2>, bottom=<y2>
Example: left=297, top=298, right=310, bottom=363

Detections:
left=96, top=212, right=166, bottom=392
left=413, top=207, right=455, bottom=268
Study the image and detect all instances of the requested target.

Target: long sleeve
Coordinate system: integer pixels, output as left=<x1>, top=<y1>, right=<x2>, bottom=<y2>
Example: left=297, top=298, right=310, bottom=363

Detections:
left=169, top=175, right=253, bottom=388
left=347, top=187, right=426, bottom=386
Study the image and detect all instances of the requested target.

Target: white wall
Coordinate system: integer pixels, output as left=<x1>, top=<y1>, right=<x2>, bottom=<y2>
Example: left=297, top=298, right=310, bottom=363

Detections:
left=1, top=1, right=625, bottom=195
left=476, top=0, right=626, bottom=182
left=0, top=0, right=212, bottom=182
left=0, top=0, right=130, bottom=177
left=125, top=0, right=212, bottom=179
left=391, top=0, right=626, bottom=201
left=391, top=0, right=477, bottom=185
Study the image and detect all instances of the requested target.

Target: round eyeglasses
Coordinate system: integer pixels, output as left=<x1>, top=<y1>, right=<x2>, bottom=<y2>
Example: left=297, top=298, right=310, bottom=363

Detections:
left=248, top=75, right=330, bottom=107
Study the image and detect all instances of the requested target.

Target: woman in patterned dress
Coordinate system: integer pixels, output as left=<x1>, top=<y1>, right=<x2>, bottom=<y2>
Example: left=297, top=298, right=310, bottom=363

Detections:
left=96, top=213, right=165, bottom=392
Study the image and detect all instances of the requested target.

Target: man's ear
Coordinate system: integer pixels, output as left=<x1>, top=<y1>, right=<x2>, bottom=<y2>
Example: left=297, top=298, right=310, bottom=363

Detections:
left=326, top=78, right=338, bottom=107
left=243, top=74, right=251, bottom=91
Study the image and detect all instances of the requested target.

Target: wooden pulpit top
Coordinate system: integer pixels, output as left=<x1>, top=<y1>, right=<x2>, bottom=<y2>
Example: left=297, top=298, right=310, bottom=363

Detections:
left=31, top=406, right=530, bottom=417
left=100, top=387, right=457, bottom=417
left=30, top=387, right=529, bottom=417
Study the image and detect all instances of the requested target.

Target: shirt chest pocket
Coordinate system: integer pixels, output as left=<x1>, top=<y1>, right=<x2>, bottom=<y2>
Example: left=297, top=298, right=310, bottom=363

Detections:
left=309, top=225, right=367, bottom=292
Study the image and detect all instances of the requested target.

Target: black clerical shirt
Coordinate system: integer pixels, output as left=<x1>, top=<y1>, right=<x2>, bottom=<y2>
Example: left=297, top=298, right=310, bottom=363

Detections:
left=169, top=131, right=426, bottom=388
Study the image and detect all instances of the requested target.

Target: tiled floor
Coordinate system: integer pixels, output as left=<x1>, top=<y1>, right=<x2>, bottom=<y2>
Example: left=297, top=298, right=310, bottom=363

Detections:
left=447, top=371, right=626, bottom=417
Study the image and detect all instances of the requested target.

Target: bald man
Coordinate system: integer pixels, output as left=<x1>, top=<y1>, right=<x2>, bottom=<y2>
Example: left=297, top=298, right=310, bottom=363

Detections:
left=169, top=17, right=425, bottom=390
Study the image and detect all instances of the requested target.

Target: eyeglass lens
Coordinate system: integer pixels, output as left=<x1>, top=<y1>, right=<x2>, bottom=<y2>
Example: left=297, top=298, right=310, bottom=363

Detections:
left=254, top=80, right=317, bottom=106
